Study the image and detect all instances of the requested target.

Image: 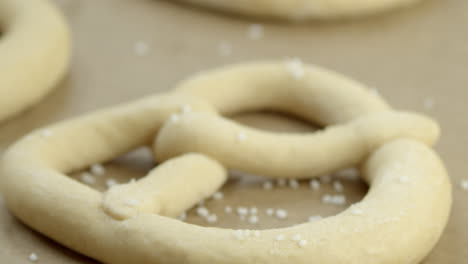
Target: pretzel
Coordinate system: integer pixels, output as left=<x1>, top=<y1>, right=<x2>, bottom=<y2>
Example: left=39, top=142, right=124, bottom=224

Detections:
left=174, top=0, right=423, bottom=21
left=0, top=0, right=70, bottom=123
left=0, top=62, right=451, bottom=264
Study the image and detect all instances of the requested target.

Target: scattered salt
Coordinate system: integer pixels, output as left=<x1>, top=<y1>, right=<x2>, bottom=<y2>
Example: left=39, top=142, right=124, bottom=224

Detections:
left=275, top=209, right=288, bottom=220
left=28, top=253, right=38, bottom=262
left=460, top=179, right=468, bottom=190
left=248, top=215, right=259, bottom=224
left=80, top=172, right=95, bottom=185
left=106, top=179, right=118, bottom=188
left=285, top=58, right=305, bottom=80
left=266, top=208, right=275, bottom=216
left=333, top=181, right=344, bottom=192
left=90, top=163, right=105, bottom=176
left=237, top=207, right=248, bottom=216
left=263, top=181, right=273, bottom=190
left=213, top=191, right=224, bottom=200
left=288, top=179, right=299, bottom=189
left=247, top=24, right=264, bottom=40
left=207, top=214, right=218, bottom=223
left=310, top=179, right=321, bottom=190
left=308, top=215, right=322, bottom=222
left=298, top=239, right=308, bottom=247
left=196, top=207, right=209, bottom=217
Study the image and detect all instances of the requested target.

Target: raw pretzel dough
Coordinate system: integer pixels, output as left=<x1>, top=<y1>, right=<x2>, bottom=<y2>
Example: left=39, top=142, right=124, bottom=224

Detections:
left=175, top=0, right=423, bottom=21
left=0, top=0, right=70, bottom=123
left=0, top=62, right=451, bottom=264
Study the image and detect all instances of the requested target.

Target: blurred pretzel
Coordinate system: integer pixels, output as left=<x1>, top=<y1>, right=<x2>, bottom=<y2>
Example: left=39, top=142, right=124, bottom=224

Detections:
left=173, top=0, right=423, bottom=20
left=0, top=0, right=69, bottom=123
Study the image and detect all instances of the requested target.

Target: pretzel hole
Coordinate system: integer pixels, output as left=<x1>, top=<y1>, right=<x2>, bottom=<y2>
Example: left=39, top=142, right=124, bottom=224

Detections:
left=230, top=110, right=322, bottom=134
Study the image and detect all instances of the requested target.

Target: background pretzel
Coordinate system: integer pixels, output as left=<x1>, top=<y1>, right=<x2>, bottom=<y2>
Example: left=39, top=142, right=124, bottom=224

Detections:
left=172, top=0, right=423, bottom=21
left=0, top=0, right=70, bottom=123
left=0, top=62, right=450, bottom=264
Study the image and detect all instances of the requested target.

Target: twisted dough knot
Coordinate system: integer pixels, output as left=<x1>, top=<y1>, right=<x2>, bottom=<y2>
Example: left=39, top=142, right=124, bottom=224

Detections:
left=0, top=0, right=70, bottom=123
left=1, top=62, right=451, bottom=264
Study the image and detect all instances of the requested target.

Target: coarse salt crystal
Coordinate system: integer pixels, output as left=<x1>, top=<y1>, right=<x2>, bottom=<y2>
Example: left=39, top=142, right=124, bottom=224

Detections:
left=333, top=181, right=344, bottom=192
left=310, top=179, right=321, bottom=190
left=277, top=178, right=287, bottom=187
left=298, top=239, right=308, bottom=247
left=275, top=234, right=285, bottom=241
left=336, top=168, right=360, bottom=181
left=90, top=163, right=105, bottom=176
left=275, top=209, right=288, bottom=220
left=197, top=207, right=209, bottom=217
left=106, top=178, right=118, bottom=188
left=248, top=215, right=259, bottom=224
left=460, top=179, right=468, bottom=190
left=213, top=191, right=224, bottom=200
left=285, top=58, right=305, bottom=80
left=40, top=129, right=53, bottom=138
left=308, top=215, right=322, bottom=222
left=237, top=131, right=247, bottom=142
left=29, top=253, right=38, bottom=262
left=322, top=194, right=346, bottom=205
left=424, top=98, right=435, bottom=110
left=289, top=179, right=299, bottom=189
left=351, top=208, right=363, bottom=216
left=80, top=172, right=95, bottom=185
left=225, top=206, right=233, bottom=214
left=237, top=207, right=248, bottom=216
left=207, top=214, right=218, bottom=223
left=263, top=181, right=273, bottom=190
left=170, top=114, right=180, bottom=123
left=266, top=208, right=274, bottom=216
left=250, top=207, right=258, bottom=215
left=247, top=24, right=264, bottom=40
left=178, top=212, right=187, bottom=221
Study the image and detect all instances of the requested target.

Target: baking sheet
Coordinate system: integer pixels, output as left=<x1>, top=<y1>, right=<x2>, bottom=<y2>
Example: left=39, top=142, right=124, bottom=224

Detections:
left=1, top=0, right=467, bottom=262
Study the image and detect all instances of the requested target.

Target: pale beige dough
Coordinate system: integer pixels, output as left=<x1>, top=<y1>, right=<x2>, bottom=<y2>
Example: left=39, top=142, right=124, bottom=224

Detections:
left=0, top=62, right=451, bottom=264
left=0, top=0, right=70, bottom=123
left=174, top=0, right=423, bottom=20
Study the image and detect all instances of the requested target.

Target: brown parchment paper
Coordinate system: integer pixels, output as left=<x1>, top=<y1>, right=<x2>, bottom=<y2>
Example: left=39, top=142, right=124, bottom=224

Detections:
left=0, top=0, right=467, bottom=262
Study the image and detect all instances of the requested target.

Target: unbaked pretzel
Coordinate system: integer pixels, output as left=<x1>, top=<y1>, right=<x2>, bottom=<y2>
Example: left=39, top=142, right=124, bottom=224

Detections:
left=0, top=0, right=70, bottom=123
left=173, top=0, right=423, bottom=20
left=0, top=62, right=451, bottom=264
